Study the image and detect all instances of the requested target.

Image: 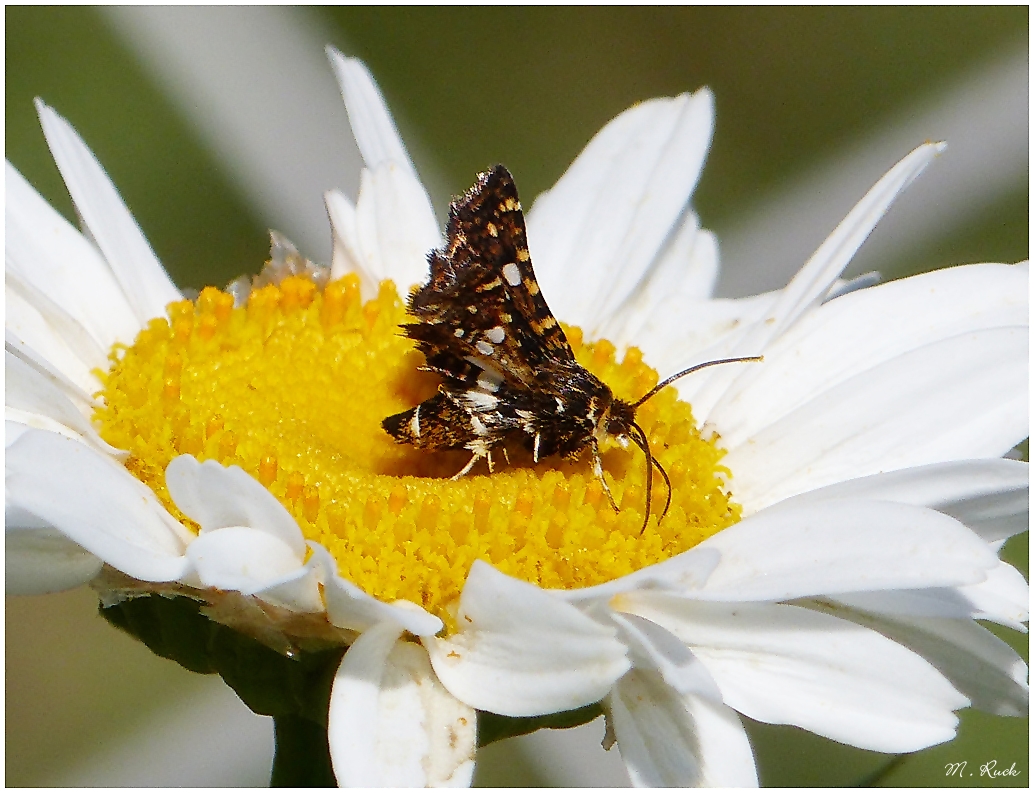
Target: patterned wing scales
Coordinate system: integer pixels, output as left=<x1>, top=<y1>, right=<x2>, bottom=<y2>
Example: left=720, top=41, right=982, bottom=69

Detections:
left=405, top=165, right=574, bottom=389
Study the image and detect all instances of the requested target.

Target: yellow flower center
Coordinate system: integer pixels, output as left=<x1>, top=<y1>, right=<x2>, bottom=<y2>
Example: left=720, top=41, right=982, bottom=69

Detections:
left=94, top=274, right=740, bottom=624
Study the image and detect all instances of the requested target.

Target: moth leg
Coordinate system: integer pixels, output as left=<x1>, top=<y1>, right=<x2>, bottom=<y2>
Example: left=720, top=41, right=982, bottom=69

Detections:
left=591, top=439, right=619, bottom=512
left=501, top=446, right=511, bottom=465
left=452, top=440, right=494, bottom=480
left=452, top=452, right=482, bottom=480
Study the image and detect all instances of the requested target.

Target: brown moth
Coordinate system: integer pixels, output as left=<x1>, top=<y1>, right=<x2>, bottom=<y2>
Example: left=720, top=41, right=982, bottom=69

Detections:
left=383, top=165, right=759, bottom=531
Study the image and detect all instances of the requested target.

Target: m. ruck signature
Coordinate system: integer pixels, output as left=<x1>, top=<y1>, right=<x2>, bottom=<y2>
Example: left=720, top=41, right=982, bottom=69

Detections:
left=945, top=760, right=1021, bottom=779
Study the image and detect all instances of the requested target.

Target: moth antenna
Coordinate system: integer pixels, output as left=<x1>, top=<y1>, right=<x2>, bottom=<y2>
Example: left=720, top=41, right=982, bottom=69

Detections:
left=629, top=422, right=672, bottom=536
left=632, top=356, right=764, bottom=409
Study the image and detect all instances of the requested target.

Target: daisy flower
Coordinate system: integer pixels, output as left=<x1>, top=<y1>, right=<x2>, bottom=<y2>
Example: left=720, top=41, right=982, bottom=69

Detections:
left=6, top=47, right=1028, bottom=787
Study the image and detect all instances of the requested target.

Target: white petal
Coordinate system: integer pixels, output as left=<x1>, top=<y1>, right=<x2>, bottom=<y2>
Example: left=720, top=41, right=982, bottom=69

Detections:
left=610, top=228, right=724, bottom=371
left=5, top=160, right=140, bottom=349
left=607, top=669, right=757, bottom=787
left=828, top=560, right=1028, bottom=631
left=551, top=546, right=719, bottom=603
left=310, top=543, right=443, bottom=637
left=5, top=348, right=124, bottom=457
left=651, top=216, right=719, bottom=302
left=6, top=428, right=190, bottom=581
left=35, top=100, right=180, bottom=324
left=5, top=419, right=32, bottom=448
left=681, top=499, right=998, bottom=601
left=711, top=262, right=1029, bottom=452
left=527, top=89, right=714, bottom=334
left=726, top=327, right=1028, bottom=511
left=833, top=586, right=993, bottom=623
left=688, top=142, right=946, bottom=421
left=329, top=621, right=476, bottom=787
left=771, top=458, right=1029, bottom=543
left=6, top=330, right=95, bottom=409
left=186, top=526, right=306, bottom=595
left=164, top=456, right=305, bottom=556
left=956, top=561, right=1029, bottom=629
left=603, top=211, right=707, bottom=347
left=326, top=189, right=378, bottom=296
left=811, top=602, right=1028, bottom=718
left=248, top=559, right=326, bottom=614
left=352, top=162, right=442, bottom=295
left=610, top=612, right=722, bottom=701
left=326, top=49, right=418, bottom=176
left=622, top=596, right=967, bottom=753
left=5, top=523, right=102, bottom=595
left=6, top=277, right=105, bottom=393
left=424, top=561, right=630, bottom=717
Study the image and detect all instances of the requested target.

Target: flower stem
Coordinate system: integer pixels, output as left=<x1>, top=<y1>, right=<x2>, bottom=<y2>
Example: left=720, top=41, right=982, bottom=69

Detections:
left=270, top=714, right=337, bottom=787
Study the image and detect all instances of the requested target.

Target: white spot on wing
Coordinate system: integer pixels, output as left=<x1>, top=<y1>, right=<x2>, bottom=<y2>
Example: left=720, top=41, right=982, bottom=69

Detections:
left=476, top=369, right=503, bottom=392
left=502, top=262, right=521, bottom=286
left=464, top=391, right=499, bottom=410
left=554, top=397, right=565, bottom=413
left=470, top=415, right=488, bottom=436
left=454, top=328, right=465, bottom=338
left=476, top=340, right=495, bottom=356
left=466, top=357, right=505, bottom=387
left=486, top=325, right=505, bottom=343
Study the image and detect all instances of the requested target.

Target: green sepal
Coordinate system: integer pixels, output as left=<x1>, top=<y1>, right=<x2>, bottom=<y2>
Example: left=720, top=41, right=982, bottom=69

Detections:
left=477, top=701, right=605, bottom=747
left=100, top=594, right=344, bottom=727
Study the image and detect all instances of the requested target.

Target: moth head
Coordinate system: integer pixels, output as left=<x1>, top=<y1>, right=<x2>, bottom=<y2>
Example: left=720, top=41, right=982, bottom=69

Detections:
left=615, top=355, right=764, bottom=535
left=603, top=398, right=637, bottom=441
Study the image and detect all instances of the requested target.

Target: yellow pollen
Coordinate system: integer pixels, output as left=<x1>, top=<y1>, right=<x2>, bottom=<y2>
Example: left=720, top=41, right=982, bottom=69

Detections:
left=94, top=274, right=741, bottom=627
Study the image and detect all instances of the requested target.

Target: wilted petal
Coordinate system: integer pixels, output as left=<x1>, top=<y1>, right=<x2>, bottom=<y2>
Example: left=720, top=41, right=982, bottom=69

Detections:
left=607, top=668, right=757, bottom=787
left=329, top=621, right=476, bottom=787
left=35, top=100, right=181, bottom=324
left=424, top=561, right=629, bottom=717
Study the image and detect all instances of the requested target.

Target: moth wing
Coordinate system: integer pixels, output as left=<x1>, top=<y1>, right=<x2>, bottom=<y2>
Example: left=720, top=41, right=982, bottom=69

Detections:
left=382, top=388, right=516, bottom=451
left=405, top=165, right=574, bottom=390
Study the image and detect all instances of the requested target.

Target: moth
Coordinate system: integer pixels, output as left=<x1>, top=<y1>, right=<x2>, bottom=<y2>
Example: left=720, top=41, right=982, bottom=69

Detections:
left=383, top=165, right=759, bottom=532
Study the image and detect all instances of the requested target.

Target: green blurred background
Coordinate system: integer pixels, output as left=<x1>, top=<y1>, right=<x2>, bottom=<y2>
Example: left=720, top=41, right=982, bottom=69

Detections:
left=5, top=6, right=1028, bottom=787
